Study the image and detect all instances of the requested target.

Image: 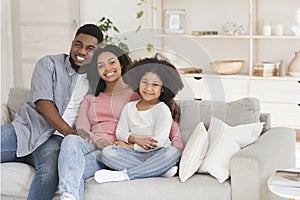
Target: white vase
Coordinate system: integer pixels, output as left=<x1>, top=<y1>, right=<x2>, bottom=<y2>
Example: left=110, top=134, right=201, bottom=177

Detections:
left=288, top=51, right=300, bottom=77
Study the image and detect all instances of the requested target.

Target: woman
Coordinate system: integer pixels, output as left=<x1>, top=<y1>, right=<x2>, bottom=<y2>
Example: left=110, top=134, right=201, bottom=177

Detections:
left=58, top=45, right=183, bottom=200
left=95, top=57, right=184, bottom=183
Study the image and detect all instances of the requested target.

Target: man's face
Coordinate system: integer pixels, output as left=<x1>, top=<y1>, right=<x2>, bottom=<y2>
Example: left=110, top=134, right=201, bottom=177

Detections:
left=70, top=33, right=98, bottom=67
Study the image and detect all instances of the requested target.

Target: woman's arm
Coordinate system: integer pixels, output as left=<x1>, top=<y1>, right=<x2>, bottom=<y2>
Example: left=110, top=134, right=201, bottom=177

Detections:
left=75, top=96, right=95, bottom=141
left=169, top=120, right=184, bottom=154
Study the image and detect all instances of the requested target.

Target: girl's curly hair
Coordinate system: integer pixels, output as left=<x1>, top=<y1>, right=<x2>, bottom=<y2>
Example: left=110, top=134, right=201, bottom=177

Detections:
left=123, top=57, right=183, bottom=103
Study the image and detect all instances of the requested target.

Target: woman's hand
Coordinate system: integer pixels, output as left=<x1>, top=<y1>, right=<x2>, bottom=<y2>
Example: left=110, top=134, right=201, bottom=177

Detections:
left=114, top=141, right=134, bottom=149
left=94, top=138, right=113, bottom=150
left=77, top=129, right=92, bottom=143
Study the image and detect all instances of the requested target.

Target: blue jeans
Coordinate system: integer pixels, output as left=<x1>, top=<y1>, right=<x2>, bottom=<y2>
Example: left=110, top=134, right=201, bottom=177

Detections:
left=101, top=145, right=180, bottom=180
left=58, top=135, right=104, bottom=200
left=1, top=124, right=63, bottom=200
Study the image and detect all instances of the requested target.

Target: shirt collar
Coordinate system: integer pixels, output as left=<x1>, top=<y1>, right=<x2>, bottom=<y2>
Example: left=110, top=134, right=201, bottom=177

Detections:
left=65, top=55, right=77, bottom=76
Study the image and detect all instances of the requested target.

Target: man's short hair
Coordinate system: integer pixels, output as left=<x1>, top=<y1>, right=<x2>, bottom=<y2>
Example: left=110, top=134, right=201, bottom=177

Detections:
left=75, top=24, right=103, bottom=44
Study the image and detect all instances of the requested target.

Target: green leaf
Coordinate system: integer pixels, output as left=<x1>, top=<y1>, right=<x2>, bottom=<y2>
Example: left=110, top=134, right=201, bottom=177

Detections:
left=136, top=25, right=142, bottom=32
left=146, top=43, right=154, bottom=53
left=100, top=17, right=106, bottom=22
left=113, top=26, right=120, bottom=33
left=136, top=11, right=144, bottom=19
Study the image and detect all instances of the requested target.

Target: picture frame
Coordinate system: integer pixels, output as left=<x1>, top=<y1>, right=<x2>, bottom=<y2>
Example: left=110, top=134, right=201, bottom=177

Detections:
left=164, top=9, right=185, bottom=34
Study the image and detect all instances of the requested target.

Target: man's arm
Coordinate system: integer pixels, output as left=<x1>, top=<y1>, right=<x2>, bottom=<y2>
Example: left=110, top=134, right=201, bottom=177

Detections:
left=35, top=100, right=77, bottom=136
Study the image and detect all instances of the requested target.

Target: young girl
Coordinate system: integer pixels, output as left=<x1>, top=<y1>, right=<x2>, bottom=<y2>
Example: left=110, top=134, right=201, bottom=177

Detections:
left=95, top=57, right=184, bottom=183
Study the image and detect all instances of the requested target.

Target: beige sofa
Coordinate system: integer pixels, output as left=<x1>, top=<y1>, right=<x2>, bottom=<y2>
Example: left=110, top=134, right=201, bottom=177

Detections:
left=1, top=87, right=296, bottom=200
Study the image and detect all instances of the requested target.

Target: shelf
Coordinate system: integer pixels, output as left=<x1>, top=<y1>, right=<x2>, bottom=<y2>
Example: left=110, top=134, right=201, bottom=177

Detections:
left=252, top=35, right=300, bottom=39
left=158, top=34, right=251, bottom=39
left=180, top=73, right=300, bottom=81
left=157, top=33, right=300, bottom=40
left=157, top=0, right=300, bottom=130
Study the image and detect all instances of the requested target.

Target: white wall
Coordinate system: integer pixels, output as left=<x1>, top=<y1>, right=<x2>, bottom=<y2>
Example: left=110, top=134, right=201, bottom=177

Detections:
left=81, top=0, right=156, bottom=60
left=1, top=0, right=154, bottom=103
left=81, top=0, right=145, bottom=33
left=1, top=0, right=14, bottom=104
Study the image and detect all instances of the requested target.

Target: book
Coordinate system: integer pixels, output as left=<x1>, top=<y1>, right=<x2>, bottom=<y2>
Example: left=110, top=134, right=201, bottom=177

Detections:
left=177, top=67, right=202, bottom=74
left=270, top=169, right=300, bottom=188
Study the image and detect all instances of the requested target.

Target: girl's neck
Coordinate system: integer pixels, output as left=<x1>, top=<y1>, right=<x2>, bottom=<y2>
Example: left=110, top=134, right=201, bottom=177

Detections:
left=104, top=79, right=129, bottom=96
left=136, top=99, right=161, bottom=111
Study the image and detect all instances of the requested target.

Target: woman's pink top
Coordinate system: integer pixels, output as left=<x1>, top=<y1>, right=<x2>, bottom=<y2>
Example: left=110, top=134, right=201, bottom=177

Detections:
left=76, top=88, right=184, bottom=150
left=76, top=88, right=140, bottom=143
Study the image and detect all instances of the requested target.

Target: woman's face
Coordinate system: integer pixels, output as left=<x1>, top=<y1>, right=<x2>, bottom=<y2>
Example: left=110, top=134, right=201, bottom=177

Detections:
left=139, top=72, right=163, bottom=102
left=97, top=51, right=122, bottom=83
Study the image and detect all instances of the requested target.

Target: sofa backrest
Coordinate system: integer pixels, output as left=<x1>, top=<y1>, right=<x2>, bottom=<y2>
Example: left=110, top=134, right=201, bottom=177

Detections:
left=6, top=87, right=30, bottom=120
left=177, top=97, right=270, bottom=145
left=3, top=87, right=270, bottom=146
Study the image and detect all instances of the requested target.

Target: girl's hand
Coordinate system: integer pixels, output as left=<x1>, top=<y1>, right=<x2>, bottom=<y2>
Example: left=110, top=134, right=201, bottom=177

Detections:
left=77, top=129, right=92, bottom=143
left=95, top=138, right=113, bottom=150
left=114, top=141, right=134, bottom=149
left=134, top=136, right=158, bottom=150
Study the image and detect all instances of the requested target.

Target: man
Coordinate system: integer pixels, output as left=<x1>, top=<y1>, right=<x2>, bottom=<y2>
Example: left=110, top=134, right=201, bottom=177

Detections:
left=1, top=24, right=103, bottom=200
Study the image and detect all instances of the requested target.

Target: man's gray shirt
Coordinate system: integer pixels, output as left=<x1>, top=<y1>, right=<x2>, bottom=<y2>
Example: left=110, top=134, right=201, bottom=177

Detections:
left=12, top=54, right=79, bottom=157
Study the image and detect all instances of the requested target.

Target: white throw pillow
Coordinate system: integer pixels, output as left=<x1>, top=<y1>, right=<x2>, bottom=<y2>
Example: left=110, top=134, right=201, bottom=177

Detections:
left=198, top=117, right=264, bottom=183
left=179, top=122, right=209, bottom=182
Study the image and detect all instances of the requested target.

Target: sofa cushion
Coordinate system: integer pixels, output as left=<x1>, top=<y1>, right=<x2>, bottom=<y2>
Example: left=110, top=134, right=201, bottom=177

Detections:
left=7, top=87, right=30, bottom=119
left=198, top=117, right=264, bottom=183
left=177, top=97, right=261, bottom=145
left=1, top=163, right=34, bottom=198
left=83, top=174, right=231, bottom=200
left=1, top=163, right=61, bottom=200
left=1, top=163, right=231, bottom=200
left=179, top=122, right=208, bottom=182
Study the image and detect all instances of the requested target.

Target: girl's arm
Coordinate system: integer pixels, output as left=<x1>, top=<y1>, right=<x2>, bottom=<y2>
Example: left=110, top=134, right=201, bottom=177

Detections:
left=116, top=103, right=131, bottom=142
left=133, top=103, right=172, bottom=152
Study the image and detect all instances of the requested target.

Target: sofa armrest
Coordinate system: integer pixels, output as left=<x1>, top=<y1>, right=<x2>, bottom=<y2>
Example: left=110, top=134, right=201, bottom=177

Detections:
left=1, top=103, right=11, bottom=125
left=230, top=127, right=296, bottom=200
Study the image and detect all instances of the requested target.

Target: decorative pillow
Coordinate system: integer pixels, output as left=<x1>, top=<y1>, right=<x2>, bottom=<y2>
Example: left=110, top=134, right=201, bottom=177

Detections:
left=1, top=103, right=11, bottom=125
left=7, top=87, right=30, bottom=119
left=179, top=122, right=208, bottom=182
left=198, top=117, right=264, bottom=183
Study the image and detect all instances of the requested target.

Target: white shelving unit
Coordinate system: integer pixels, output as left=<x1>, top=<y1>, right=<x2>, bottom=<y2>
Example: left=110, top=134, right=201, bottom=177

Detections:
left=151, top=0, right=300, bottom=130
left=152, top=0, right=300, bottom=75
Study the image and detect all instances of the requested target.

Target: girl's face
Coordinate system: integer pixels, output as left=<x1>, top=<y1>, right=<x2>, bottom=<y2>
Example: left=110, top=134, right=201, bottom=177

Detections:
left=139, top=72, right=163, bottom=102
left=97, top=51, right=122, bottom=83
